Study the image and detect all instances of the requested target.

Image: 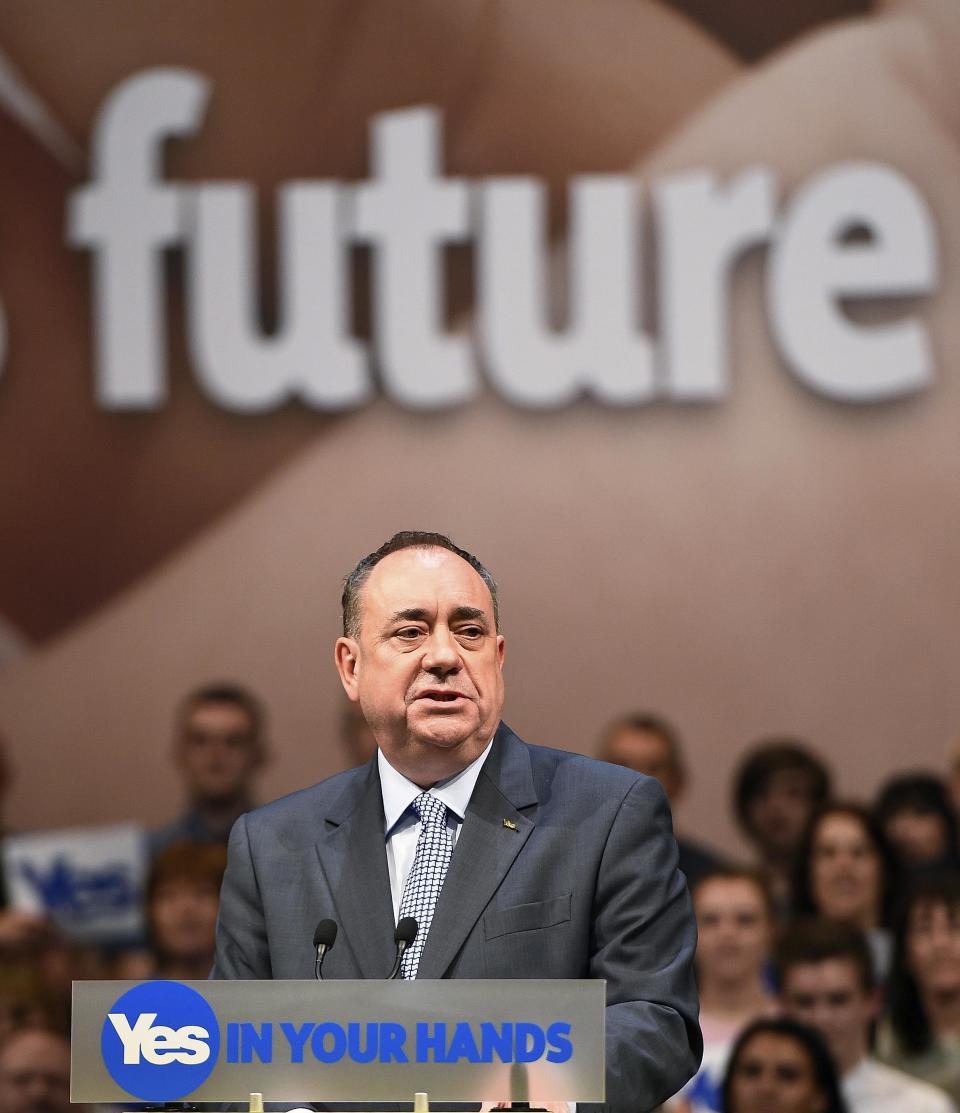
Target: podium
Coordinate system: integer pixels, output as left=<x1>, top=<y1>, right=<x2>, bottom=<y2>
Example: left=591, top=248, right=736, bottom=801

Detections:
left=71, top=979, right=605, bottom=1107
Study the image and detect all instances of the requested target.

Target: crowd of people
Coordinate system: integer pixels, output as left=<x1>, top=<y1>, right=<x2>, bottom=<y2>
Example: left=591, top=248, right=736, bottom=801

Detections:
left=1, top=687, right=960, bottom=1112
left=597, top=712, right=960, bottom=1112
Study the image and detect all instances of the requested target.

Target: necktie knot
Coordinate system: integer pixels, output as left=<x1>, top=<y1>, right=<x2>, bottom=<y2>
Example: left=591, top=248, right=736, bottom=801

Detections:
left=413, top=791, right=447, bottom=828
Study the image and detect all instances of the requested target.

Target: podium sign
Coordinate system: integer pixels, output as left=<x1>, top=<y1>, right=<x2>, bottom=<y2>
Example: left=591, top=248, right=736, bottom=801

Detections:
left=72, top=979, right=606, bottom=1103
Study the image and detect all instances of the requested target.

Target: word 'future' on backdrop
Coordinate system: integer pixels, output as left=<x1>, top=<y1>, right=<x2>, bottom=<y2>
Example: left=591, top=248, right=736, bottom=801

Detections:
left=61, top=68, right=938, bottom=412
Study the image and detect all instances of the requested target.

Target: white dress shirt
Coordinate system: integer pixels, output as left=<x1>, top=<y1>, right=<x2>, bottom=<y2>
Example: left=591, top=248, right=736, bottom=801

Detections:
left=843, top=1057, right=958, bottom=1113
left=378, top=739, right=494, bottom=921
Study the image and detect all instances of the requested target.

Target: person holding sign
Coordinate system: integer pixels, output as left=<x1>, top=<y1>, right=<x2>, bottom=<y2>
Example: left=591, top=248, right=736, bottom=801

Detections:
left=213, top=531, right=701, bottom=1111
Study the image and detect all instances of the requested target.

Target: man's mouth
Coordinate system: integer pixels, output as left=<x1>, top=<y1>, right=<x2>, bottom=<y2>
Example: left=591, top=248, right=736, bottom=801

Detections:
left=416, top=691, right=466, bottom=703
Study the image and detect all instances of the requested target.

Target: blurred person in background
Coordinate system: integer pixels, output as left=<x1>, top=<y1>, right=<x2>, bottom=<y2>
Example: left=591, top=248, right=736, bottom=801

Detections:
left=339, top=699, right=377, bottom=769
left=734, top=740, right=832, bottom=919
left=721, top=1016, right=847, bottom=1113
left=778, top=917, right=955, bottom=1112
left=668, top=869, right=777, bottom=1111
left=151, top=683, right=269, bottom=857
left=876, top=873, right=960, bottom=1104
left=598, top=711, right=725, bottom=887
left=792, top=803, right=896, bottom=982
left=0, top=734, right=54, bottom=961
left=873, top=775, right=960, bottom=887
left=120, top=841, right=226, bottom=981
left=0, top=1028, right=72, bottom=1113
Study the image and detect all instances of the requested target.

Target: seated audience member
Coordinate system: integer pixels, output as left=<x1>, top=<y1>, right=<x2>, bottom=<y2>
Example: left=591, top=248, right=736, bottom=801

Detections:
left=722, top=1016, right=847, bottom=1113
left=598, top=711, right=724, bottom=887
left=339, top=700, right=377, bottom=768
left=793, top=803, right=896, bottom=981
left=873, top=774, right=960, bottom=884
left=0, top=1027, right=71, bottom=1113
left=778, top=917, right=956, bottom=1112
left=733, top=739, right=832, bottom=919
left=141, top=842, right=227, bottom=980
left=151, top=682, right=268, bottom=856
left=668, top=869, right=777, bottom=1111
left=877, top=873, right=960, bottom=1104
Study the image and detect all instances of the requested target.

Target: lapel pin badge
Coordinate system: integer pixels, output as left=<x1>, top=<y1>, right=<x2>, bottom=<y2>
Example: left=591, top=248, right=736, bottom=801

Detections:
left=502, top=818, right=518, bottom=831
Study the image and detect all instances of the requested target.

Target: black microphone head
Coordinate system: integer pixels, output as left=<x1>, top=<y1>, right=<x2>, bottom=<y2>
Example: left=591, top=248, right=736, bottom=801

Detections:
left=395, top=917, right=418, bottom=945
left=313, top=918, right=338, bottom=949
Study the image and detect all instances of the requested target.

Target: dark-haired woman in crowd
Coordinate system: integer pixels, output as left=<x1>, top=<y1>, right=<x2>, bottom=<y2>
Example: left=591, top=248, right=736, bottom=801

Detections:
left=877, top=873, right=960, bottom=1105
left=873, top=775, right=960, bottom=888
left=793, top=802, right=896, bottom=982
left=115, top=840, right=227, bottom=981
left=722, top=1016, right=847, bottom=1113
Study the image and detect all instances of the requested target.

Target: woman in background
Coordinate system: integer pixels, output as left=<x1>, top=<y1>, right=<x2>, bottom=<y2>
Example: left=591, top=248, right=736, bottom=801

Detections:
left=723, top=1016, right=847, bottom=1113
left=877, top=872, right=960, bottom=1105
left=793, top=802, right=895, bottom=982
left=873, top=776, right=960, bottom=884
left=125, top=840, right=227, bottom=981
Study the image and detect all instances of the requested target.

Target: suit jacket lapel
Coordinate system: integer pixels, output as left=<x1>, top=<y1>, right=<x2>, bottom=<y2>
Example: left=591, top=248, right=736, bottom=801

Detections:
left=315, top=759, right=397, bottom=979
left=416, top=723, right=538, bottom=979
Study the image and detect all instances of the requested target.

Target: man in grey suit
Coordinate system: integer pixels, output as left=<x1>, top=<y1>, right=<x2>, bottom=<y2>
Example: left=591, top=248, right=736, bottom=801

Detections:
left=213, top=531, right=701, bottom=1112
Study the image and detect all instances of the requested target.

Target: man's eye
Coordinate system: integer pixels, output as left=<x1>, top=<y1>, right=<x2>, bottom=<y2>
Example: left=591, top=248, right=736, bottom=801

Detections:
left=458, top=626, right=483, bottom=638
left=395, top=627, right=424, bottom=639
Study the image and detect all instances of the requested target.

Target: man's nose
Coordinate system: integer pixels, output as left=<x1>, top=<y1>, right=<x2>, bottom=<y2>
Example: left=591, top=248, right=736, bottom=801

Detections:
left=422, top=628, right=462, bottom=674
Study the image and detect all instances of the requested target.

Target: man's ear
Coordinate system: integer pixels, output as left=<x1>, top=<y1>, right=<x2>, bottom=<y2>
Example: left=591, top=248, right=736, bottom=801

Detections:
left=335, top=636, right=361, bottom=701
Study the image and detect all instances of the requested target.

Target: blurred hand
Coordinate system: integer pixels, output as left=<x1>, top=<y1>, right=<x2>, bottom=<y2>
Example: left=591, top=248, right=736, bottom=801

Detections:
left=0, top=909, right=55, bottom=954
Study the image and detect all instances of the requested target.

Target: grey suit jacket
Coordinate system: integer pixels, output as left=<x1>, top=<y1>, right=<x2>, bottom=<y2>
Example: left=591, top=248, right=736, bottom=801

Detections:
left=212, top=722, right=702, bottom=1112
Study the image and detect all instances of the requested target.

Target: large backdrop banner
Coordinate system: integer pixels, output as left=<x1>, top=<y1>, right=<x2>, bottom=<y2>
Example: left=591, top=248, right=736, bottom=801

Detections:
left=0, top=0, right=957, bottom=854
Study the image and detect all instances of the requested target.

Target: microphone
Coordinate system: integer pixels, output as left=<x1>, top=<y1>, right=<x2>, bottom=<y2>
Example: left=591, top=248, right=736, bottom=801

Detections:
left=387, top=917, right=418, bottom=979
left=313, top=918, right=338, bottom=980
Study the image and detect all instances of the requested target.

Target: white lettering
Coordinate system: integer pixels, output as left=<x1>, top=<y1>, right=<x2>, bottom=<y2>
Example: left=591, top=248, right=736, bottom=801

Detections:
left=478, top=176, right=654, bottom=407
left=68, top=68, right=208, bottom=408
left=353, top=107, right=476, bottom=408
left=654, top=168, right=775, bottom=399
left=186, top=182, right=369, bottom=411
left=768, top=162, right=936, bottom=401
left=62, top=70, right=940, bottom=415
left=108, top=1012, right=158, bottom=1065
left=107, top=1012, right=211, bottom=1066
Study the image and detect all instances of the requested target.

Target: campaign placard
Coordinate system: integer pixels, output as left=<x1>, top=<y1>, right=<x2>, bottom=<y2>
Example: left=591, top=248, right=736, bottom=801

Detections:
left=2, top=823, right=146, bottom=944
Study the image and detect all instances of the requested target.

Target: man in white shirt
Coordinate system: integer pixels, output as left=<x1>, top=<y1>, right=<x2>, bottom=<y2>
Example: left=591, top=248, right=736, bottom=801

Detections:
left=777, top=917, right=956, bottom=1113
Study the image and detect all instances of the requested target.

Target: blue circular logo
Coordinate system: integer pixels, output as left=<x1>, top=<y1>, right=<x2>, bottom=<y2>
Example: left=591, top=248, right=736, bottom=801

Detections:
left=101, top=981, right=220, bottom=1101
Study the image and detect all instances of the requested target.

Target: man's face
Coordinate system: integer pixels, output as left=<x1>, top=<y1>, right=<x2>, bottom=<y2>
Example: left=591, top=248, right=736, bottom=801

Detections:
left=603, top=728, right=681, bottom=801
left=0, top=1030, right=71, bottom=1113
left=780, top=958, right=874, bottom=1076
left=335, top=547, right=505, bottom=787
left=746, top=769, right=817, bottom=860
left=694, top=877, right=772, bottom=987
left=177, top=700, right=261, bottom=805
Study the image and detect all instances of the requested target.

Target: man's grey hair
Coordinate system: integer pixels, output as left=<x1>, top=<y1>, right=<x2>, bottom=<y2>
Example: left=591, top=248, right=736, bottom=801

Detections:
left=341, top=531, right=499, bottom=638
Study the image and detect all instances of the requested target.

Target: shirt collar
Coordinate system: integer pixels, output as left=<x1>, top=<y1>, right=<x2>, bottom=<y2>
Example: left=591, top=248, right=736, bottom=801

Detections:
left=378, top=738, right=495, bottom=836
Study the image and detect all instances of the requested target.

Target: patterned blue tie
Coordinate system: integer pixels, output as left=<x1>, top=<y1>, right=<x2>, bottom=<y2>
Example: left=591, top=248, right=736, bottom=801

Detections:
left=398, top=792, right=453, bottom=978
